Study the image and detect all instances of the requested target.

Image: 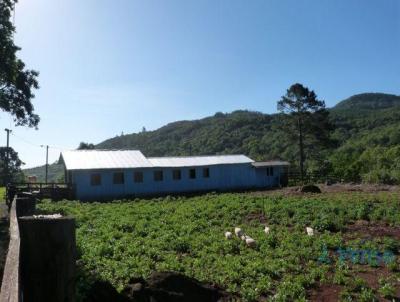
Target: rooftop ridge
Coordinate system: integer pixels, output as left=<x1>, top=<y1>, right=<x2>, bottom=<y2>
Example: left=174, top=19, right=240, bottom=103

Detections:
left=147, top=154, right=248, bottom=159
left=65, top=149, right=141, bottom=152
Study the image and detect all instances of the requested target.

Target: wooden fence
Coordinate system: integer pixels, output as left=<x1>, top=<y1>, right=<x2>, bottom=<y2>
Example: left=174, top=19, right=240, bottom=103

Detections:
left=0, top=193, right=76, bottom=302
left=287, top=172, right=343, bottom=186
left=6, top=183, right=74, bottom=204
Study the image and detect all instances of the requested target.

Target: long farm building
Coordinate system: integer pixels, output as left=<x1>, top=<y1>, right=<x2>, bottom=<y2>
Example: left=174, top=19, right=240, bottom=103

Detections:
left=60, top=150, right=289, bottom=200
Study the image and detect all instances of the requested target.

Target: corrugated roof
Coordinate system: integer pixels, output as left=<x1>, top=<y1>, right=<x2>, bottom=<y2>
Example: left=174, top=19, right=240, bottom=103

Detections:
left=252, top=161, right=290, bottom=167
left=148, top=155, right=254, bottom=167
left=60, top=150, right=254, bottom=170
left=60, top=150, right=152, bottom=170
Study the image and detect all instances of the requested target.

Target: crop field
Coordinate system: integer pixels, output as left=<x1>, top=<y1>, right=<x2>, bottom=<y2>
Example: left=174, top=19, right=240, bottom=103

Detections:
left=38, top=192, right=400, bottom=301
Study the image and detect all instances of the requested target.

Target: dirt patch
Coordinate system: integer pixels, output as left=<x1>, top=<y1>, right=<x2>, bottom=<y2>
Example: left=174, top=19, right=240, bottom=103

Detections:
left=344, top=220, right=400, bottom=241
left=355, top=266, right=400, bottom=301
left=85, top=272, right=233, bottom=302
left=356, top=266, right=390, bottom=290
left=249, top=184, right=400, bottom=197
left=320, top=183, right=399, bottom=194
left=308, top=283, right=342, bottom=302
left=244, top=212, right=267, bottom=224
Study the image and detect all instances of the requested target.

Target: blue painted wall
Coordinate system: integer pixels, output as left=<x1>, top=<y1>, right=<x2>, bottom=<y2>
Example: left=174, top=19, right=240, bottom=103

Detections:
left=69, top=163, right=284, bottom=200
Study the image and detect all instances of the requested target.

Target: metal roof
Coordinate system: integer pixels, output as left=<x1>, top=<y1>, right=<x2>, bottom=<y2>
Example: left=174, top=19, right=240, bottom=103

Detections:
left=148, top=155, right=254, bottom=167
left=252, top=161, right=290, bottom=168
left=60, top=150, right=254, bottom=170
left=60, top=150, right=152, bottom=170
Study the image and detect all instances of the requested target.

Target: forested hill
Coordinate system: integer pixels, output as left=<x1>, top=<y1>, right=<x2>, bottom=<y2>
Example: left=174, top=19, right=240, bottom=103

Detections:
left=331, top=93, right=400, bottom=112
left=97, top=110, right=276, bottom=160
left=25, top=92, right=400, bottom=183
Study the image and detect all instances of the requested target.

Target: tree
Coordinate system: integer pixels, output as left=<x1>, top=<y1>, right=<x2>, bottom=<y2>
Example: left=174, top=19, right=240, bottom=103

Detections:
left=77, top=142, right=95, bottom=150
left=0, top=0, right=40, bottom=128
left=277, top=83, right=333, bottom=181
left=0, top=146, right=24, bottom=185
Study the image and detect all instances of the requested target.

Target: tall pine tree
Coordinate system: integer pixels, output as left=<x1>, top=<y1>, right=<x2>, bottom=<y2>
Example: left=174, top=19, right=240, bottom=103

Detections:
left=277, top=83, right=333, bottom=181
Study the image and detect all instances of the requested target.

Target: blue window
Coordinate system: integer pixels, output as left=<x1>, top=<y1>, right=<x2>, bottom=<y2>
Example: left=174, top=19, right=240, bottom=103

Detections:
left=91, top=174, right=101, bottom=186
left=172, top=169, right=181, bottom=180
left=189, top=168, right=196, bottom=179
left=203, top=168, right=210, bottom=178
left=113, top=172, right=124, bottom=184
left=134, top=171, right=143, bottom=183
left=154, top=170, right=163, bottom=181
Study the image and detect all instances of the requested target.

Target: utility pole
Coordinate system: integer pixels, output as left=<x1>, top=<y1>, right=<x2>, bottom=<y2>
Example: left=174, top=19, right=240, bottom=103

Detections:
left=41, top=145, right=49, bottom=184
left=4, top=128, right=12, bottom=185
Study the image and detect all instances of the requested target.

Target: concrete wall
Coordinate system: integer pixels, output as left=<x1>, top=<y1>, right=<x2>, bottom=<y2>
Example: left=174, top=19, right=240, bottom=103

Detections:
left=70, top=163, right=283, bottom=200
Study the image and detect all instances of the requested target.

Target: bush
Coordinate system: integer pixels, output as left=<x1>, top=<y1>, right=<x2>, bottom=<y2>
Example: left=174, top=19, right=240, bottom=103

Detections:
left=300, top=185, right=321, bottom=193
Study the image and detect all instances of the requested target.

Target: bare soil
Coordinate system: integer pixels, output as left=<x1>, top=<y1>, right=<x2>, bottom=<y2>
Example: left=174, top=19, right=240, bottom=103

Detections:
left=308, top=283, right=342, bottom=302
left=243, top=211, right=267, bottom=224
left=251, top=183, right=400, bottom=196
left=344, top=220, right=400, bottom=241
left=355, top=266, right=400, bottom=302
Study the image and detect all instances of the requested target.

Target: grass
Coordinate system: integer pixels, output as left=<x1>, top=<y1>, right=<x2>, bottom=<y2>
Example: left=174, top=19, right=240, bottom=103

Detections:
left=37, top=192, right=400, bottom=301
left=0, top=187, right=6, bottom=217
left=0, top=187, right=5, bottom=203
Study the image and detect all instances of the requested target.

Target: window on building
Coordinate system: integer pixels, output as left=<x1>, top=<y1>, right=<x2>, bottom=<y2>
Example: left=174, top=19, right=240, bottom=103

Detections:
left=91, top=173, right=101, bottom=186
left=154, top=170, right=163, bottom=181
left=266, top=167, right=274, bottom=176
left=189, top=168, right=196, bottom=179
left=172, top=169, right=181, bottom=180
left=113, top=172, right=124, bottom=184
left=134, top=171, right=143, bottom=183
left=203, top=167, right=210, bottom=178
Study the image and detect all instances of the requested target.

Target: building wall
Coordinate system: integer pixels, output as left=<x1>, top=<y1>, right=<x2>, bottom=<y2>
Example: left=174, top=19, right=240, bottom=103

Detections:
left=70, top=163, right=283, bottom=200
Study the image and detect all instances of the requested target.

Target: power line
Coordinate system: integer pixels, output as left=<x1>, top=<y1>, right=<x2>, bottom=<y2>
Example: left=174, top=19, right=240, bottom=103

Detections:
left=10, top=132, right=74, bottom=151
left=10, top=132, right=42, bottom=148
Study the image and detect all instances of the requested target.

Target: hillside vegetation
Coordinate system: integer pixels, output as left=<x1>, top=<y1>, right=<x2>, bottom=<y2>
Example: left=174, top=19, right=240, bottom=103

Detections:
left=25, top=93, right=400, bottom=184
left=24, top=162, right=64, bottom=183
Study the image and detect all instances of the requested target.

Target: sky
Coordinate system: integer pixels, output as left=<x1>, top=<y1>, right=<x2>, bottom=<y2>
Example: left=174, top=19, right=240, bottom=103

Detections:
left=1, top=0, right=399, bottom=168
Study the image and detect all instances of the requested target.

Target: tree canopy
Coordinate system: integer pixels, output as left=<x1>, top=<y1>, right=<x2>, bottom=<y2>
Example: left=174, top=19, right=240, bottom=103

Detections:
left=77, top=142, right=95, bottom=150
left=277, top=83, right=334, bottom=180
left=0, top=0, right=40, bottom=128
left=0, top=146, right=24, bottom=185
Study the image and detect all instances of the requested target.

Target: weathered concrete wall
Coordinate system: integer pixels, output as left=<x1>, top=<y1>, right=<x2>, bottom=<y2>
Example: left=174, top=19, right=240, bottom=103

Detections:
left=0, top=195, right=76, bottom=302
left=0, top=198, right=22, bottom=302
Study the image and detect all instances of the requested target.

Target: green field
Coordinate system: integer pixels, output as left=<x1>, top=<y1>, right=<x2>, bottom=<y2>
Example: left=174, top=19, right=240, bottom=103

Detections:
left=38, top=192, right=400, bottom=301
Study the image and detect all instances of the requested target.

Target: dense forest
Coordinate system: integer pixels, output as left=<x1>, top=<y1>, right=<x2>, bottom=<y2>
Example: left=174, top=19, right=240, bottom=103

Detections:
left=25, top=92, right=400, bottom=184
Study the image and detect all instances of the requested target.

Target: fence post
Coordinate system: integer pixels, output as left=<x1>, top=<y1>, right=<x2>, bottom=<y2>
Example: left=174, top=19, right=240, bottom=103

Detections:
left=18, top=216, right=76, bottom=302
left=15, top=195, right=36, bottom=217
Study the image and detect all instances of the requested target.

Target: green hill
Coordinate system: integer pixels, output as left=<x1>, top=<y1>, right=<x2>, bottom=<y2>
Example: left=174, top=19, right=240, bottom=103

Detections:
left=24, top=92, right=400, bottom=184
left=332, top=93, right=400, bottom=112
left=23, top=162, right=64, bottom=183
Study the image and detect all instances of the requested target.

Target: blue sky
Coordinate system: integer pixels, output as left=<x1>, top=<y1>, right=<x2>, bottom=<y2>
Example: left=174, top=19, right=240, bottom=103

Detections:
left=2, top=0, right=399, bottom=168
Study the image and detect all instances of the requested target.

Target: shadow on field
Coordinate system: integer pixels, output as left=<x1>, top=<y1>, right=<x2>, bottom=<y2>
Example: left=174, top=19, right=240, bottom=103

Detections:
left=82, top=270, right=233, bottom=302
